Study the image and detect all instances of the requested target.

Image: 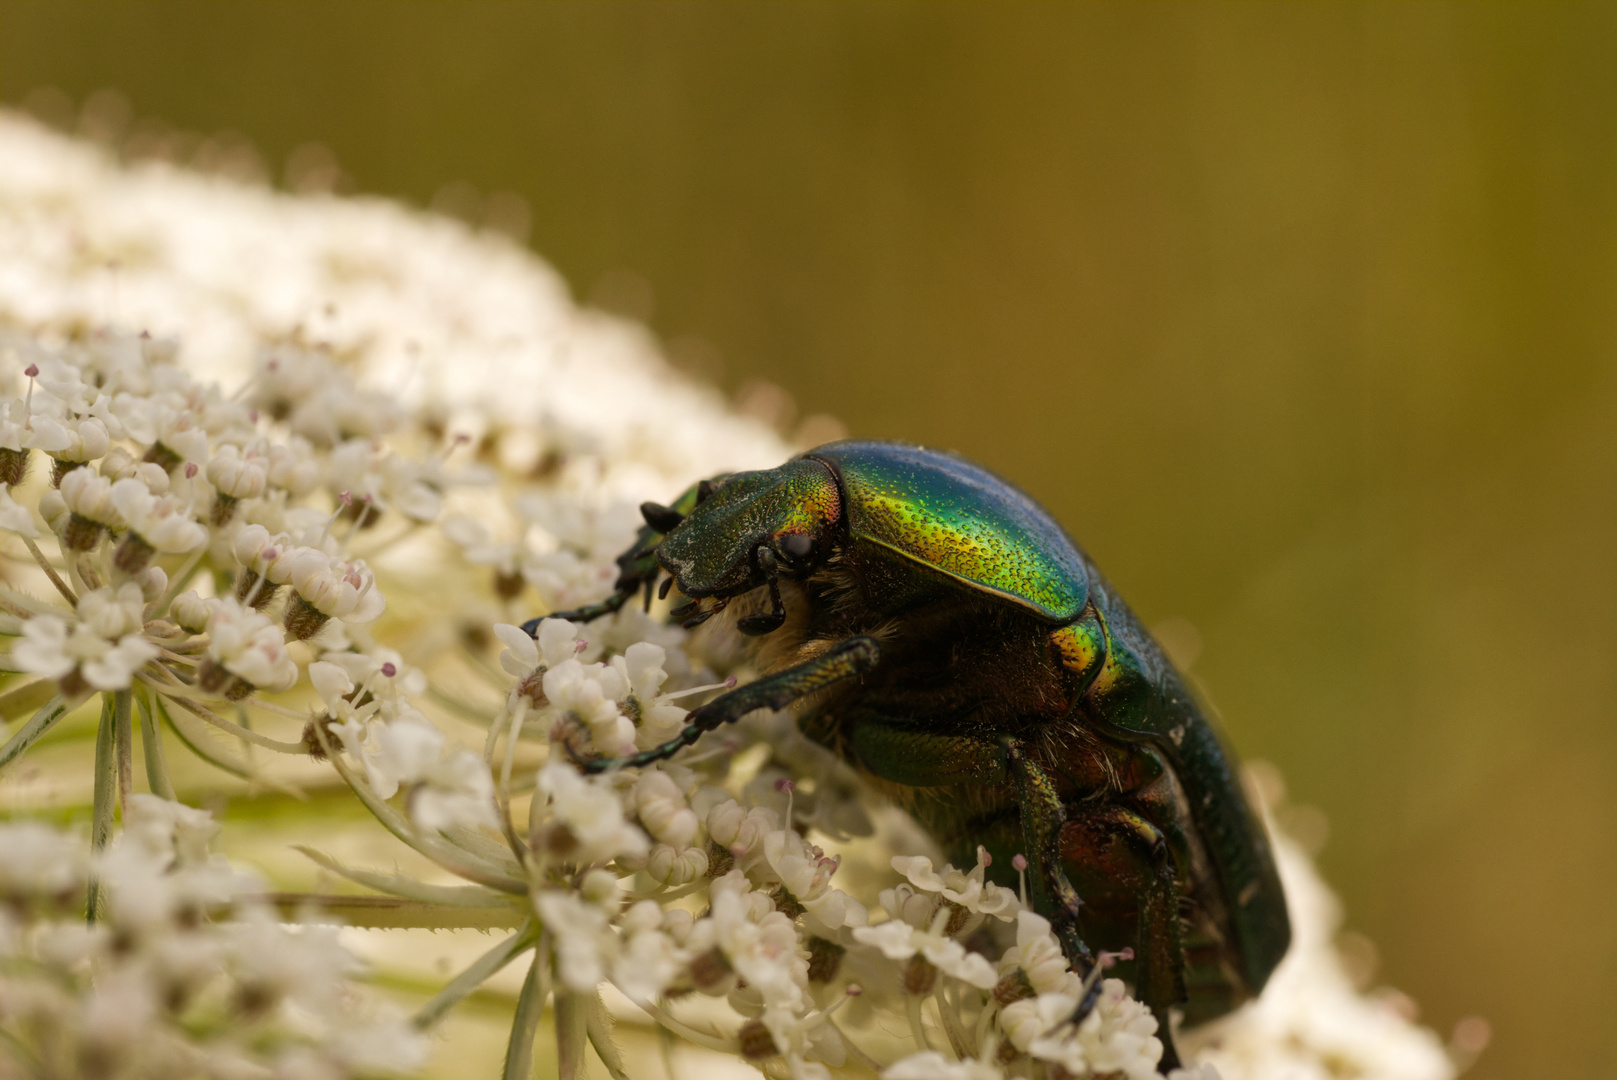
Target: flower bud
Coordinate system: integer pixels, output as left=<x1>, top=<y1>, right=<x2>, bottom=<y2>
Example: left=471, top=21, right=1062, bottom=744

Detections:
left=59, top=467, right=119, bottom=525
left=635, top=770, right=699, bottom=848
left=580, top=868, right=620, bottom=906
left=58, top=417, right=110, bottom=463
left=135, top=565, right=168, bottom=604
left=171, top=591, right=214, bottom=634
left=207, top=443, right=268, bottom=500
left=647, top=844, right=709, bottom=886
left=266, top=440, right=320, bottom=496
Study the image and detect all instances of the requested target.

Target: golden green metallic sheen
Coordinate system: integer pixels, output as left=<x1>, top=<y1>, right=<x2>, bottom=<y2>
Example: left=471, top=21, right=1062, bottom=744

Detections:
left=807, top=441, right=1088, bottom=621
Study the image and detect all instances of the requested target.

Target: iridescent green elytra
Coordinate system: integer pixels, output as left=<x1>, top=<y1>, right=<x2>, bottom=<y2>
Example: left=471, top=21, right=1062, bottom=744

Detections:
left=529, top=439, right=1290, bottom=1070
left=828, top=441, right=1087, bottom=621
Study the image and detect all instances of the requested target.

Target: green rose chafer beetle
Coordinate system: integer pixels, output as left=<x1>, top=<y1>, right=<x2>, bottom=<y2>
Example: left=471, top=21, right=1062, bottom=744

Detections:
left=526, top=439, right=1289, bottom=1069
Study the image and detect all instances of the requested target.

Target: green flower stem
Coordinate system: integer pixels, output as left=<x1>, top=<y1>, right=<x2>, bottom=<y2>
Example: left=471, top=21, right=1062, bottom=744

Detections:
left=936, top=985, right=974, bottom=1058
left=443, top=822, right=529, bottom=878
left=503, top=949, right=549, bottom=1080
left=315, top=722, right=527, bottom=894
left=155, top=692, right=251, bottom=779
left=0, top=677, right=61, bottom=725
left=293, top=845, right=516, bottom=907
left=153, top=685, right=306, bottom=753
left=133, top=687, right=175, bottom=800
left=586, top=991, right=631, bottom=1080
left=828, top=1015, right=887, bottom=1074
left=615, top=987, right=735, bottom=1054
left=556, top=990, right=588, bottom=1080
left=262, top=892, right=526, bottom=931
left=413, top=920, right=539, bottom=1030
left=86, top=694, right=116, bottom=925
left=113, top=690, right=132, bottom=810
left=0, top=694, right=67, bottom=775
left=906, top=994, right=934, bottom=1055
left=21, top=535, right=76, bottom=604
left=151, top=546, right=206, bottom=617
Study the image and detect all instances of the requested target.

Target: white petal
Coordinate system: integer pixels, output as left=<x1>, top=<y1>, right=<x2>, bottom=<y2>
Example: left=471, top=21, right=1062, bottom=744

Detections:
left=892, top=855, right=946, bottom=892
left=536, top=617, right=580, bottom=668
left=308, top=660, right=355, bottom=706
left=493, top=622, right=538, bottom=669
left=852, top=919, right=918, bottom=960
left=0, top=485, right=39, bottom=537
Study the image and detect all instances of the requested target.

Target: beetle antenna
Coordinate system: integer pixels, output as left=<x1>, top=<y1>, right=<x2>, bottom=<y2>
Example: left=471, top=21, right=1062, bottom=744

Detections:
left=658, top=575, right=675, bottom=601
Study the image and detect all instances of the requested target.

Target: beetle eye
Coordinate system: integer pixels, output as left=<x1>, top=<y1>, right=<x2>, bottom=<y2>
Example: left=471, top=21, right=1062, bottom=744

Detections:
left=779, top=533, right=815, bottom=561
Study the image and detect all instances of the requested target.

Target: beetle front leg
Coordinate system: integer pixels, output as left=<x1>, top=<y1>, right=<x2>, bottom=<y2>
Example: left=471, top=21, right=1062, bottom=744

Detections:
left=523, top=479, right=722, bottom=634
left=577, top=636, right=881, bottom=773
left=523, top=528, right=661, bottom=633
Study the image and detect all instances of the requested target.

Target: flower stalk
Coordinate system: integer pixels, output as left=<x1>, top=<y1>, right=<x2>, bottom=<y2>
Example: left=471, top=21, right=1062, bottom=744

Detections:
left=86, top=693, right=117, bottom=924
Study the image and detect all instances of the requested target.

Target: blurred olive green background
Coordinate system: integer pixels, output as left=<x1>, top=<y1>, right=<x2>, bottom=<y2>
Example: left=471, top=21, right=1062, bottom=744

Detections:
left=6, top=2, right=1615, bottom=1076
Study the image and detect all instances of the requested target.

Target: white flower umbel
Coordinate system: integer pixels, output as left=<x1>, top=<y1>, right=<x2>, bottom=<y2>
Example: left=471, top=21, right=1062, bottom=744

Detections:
left=0, top=111, right=1457, bottom=1080
left=532, top=758, right=650, bottom=865
left=197, top=596, right=298, bottom=698
left=0, top=813, right=424, bottom=1080
left=13, top=583, right=161, bottom=696
left=885, top=1050, right=1005, bottom=1080
left=853, top=906, right=999, bottom=994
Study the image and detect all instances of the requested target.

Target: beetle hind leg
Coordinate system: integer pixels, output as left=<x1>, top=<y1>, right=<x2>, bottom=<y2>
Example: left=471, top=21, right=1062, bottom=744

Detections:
left=819, top=723, right=1184, bottom=1071
left=1060, top=802, right=1189, bottom=1070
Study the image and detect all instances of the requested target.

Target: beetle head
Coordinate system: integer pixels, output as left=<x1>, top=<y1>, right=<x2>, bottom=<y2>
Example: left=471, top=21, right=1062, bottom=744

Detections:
left=656, top=459, right=840, bottom=630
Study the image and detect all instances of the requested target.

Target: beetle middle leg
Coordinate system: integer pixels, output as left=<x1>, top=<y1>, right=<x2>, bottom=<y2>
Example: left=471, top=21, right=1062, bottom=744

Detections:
left=822, top=719, right=1101, bottom=986
left=1002, top=738, right=1098, bottom=974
